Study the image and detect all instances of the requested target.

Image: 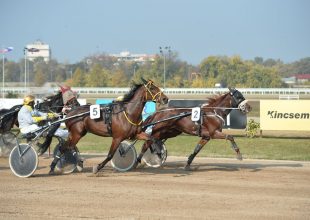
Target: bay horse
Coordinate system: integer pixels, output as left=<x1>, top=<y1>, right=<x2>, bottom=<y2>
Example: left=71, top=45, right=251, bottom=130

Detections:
left=49, top=78, right=168, bottom=174
left=135, top=88, right=252, bottom=169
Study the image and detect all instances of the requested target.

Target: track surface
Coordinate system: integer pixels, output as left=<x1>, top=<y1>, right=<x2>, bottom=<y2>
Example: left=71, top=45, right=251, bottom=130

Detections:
left=1, top=155, right=310, bottom=220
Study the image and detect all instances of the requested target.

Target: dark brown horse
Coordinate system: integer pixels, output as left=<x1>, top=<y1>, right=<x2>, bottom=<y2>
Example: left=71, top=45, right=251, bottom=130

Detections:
left=136, top=88, right=252, bottom=169
left=50, top=78, right=168, bottom=174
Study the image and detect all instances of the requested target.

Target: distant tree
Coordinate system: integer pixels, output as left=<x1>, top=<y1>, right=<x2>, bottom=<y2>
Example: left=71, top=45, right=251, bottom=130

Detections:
left=191, top=77, right=207, bottom=88
left=110, top=69, right=128, bottom=87
left=254, top=57, right=264, bottom=65
left=5, top=61, right=20, bottom=82
left=71, top=67, right=85, bottom=87
left=34, top=68, right=46, bottom=86
left=85, top=64, right=109, bottom=87
left=246, top=66, right=282, bottom=88
left=199, top=56, right=221, bottom=79
left=291, top=57, right=310, bottom=73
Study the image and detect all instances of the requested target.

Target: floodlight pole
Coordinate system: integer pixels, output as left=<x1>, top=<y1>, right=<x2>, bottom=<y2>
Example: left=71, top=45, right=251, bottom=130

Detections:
left=159, top=46, right=171, bottom=90
left=24, top=48, right=27, bottom=93
left=2, top=54, right=4, bottom=98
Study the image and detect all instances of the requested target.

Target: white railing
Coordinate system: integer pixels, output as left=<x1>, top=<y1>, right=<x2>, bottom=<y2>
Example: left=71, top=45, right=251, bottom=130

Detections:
left=2, top=87, right=310, bottom=95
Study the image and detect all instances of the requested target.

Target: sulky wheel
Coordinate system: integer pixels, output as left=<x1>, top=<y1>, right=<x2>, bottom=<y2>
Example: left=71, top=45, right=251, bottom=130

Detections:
left=53, top=143, right=79, bottom=174
left=111, top=140, right=137, bottom=172
left=9, top=143, right=38, bottom=178
left=142, top=141, right=167, bottom=168
left=0, top=131, right=18, bottom=157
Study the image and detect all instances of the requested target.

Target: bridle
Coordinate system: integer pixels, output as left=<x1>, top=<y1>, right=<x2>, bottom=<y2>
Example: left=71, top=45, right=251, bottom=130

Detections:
left=144, top=81, right=163, bottom=102
left=229, top=89, right=248, bottom=113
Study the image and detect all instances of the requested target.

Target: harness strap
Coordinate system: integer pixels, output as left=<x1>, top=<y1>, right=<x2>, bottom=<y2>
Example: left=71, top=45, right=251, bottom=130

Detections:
left=213, top=110, right=225, bottom=125
left=123, top=111, right=142, bottom=126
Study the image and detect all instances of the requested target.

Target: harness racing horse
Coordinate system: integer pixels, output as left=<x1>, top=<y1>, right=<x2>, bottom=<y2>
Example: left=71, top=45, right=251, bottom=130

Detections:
left=33, top=89, right=80, bottom=155
left=136, top=88, right=252, bottom=169
left=49, top=78, right=168, bottom=174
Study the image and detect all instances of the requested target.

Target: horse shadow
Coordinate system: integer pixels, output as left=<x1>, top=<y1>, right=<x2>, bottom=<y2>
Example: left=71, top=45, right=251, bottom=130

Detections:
left=129, top=159, right=303, bottom=176
left=80, top=158, right=303, bottom=178
left=31, top=155, right=304, bottom=178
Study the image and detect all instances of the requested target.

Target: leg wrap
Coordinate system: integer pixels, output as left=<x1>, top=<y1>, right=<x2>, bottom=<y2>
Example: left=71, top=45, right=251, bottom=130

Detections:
left=50, top=149, right=62, bottom=171
left=137, top=154, right=142, bottom=163
left=187, top=144, right=203, bottom=166
left=194, top=144, right=203, bottom=154
left=187, top=153, right=195, bottom=164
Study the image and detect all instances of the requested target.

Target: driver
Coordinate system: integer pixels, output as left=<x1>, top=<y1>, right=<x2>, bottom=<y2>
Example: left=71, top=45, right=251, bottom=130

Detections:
left=18, top=95, right=60, bottom=155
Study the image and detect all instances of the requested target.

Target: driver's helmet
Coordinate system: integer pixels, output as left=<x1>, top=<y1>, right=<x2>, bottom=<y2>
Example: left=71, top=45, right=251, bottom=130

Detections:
left=23, top=95, right=35, bottom=105
left=115, top=96, right=124, bottom=101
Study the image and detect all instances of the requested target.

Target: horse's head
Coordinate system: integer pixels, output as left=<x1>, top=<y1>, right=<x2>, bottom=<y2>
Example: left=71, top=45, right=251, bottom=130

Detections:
left=59, top=85, right=79, bottom=105
left=36, top=92, right=64, bottom=113
left=141, top=78, right=168, bottom=105
left=228, top=87, right=252, bottom=113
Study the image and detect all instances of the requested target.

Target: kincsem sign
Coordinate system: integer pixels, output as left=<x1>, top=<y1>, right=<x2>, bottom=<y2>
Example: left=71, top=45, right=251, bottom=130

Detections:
left=260, top=100, right=310, bottom=131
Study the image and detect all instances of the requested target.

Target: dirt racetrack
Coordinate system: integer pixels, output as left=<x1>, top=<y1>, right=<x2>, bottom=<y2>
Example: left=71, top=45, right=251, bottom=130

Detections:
left=1, top=155, right=310, bottom=220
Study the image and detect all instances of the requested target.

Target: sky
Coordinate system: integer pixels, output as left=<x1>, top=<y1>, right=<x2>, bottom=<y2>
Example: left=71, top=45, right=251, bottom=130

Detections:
left=1, top=0, right=310, bottom=65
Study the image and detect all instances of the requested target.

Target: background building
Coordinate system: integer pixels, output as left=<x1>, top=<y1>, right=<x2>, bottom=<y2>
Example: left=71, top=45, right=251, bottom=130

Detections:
left=109, top=51, right=155, bottom=63
left=25, top=40, right=51, bottom=62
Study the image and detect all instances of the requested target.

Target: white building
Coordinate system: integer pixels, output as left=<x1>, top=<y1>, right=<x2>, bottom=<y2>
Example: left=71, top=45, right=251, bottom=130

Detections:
left=109, top=51, right=155, bottom=63
left=25, top=40, right=51, bottom=62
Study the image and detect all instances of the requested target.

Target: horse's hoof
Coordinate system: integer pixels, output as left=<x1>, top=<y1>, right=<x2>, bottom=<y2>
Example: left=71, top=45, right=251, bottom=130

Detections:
left=76, top=160, right=84, bottom=172
left=132, top=163, right=138, bottom=169
left=184, top=165, right=191, bottom=171
left=236, top=153, right=243, bottom=161
left=92, top=165, right=99, bottom=174
left=49, top=170, right=56, bottom=175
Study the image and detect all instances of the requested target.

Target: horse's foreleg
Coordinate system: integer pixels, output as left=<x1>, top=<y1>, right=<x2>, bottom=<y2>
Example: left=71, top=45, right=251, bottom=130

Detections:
left=93, top=138, right=121, bottom=174
left=185, top=137, right=210, bottom=170
left=212, top=130, right=242, bottom=160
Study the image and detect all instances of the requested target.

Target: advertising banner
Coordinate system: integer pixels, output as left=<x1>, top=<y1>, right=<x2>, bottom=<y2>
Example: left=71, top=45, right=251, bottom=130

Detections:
left=260, top=100, right=310, bottom=131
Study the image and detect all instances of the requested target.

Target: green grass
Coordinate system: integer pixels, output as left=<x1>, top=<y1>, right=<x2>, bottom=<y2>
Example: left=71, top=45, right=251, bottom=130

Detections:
left=71, top=131, right=310, bottom=161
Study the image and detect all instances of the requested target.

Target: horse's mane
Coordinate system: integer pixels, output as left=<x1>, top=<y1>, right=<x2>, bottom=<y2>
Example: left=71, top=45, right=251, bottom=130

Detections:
left=205, top=92, right=229, bottom=106
left=45, top=91, right=62, bottom=100
left=121, top=83, right=143, bottom=103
